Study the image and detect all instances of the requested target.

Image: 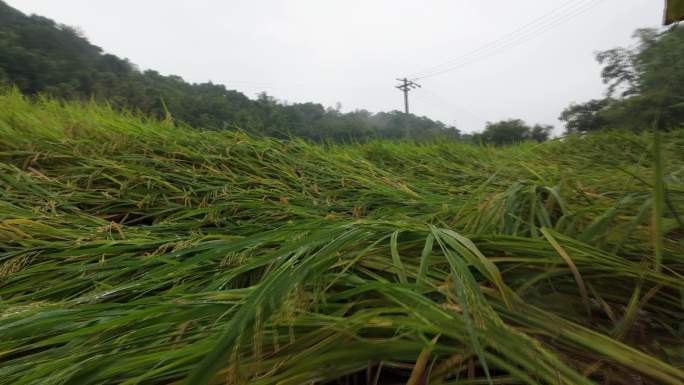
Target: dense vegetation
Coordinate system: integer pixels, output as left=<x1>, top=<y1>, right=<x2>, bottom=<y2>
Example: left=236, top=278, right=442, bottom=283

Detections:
left=560, top=26, right=684, bottom=133
left=0, top=91, right=683, bottom=384
left=0, top=0, right=461, bottom=143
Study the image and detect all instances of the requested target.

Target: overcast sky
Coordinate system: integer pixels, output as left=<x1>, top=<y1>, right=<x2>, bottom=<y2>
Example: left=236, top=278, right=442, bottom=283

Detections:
left=10, top=0, right=664, bottom=133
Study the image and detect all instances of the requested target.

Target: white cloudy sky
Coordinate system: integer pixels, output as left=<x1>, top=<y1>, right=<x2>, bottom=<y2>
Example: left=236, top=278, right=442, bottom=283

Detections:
left=9, top=0, right=665, bottom=133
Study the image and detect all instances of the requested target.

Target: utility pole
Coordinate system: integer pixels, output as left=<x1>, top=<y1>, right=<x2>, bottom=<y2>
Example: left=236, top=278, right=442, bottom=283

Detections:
left=395, top=78, right=420, bottom=114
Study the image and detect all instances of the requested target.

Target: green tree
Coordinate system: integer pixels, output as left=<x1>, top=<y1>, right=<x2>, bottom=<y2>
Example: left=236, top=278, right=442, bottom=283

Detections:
left=477, top=119, right=550, bottom=146
left=559, top=99, right=613, bottom=133
left=529, top=124, right=553, bottom=142
left=561, top=26, right=684, bottom=133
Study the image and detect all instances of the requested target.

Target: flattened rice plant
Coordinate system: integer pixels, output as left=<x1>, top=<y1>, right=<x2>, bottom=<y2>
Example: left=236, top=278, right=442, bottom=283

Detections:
left=0, top=91, right=683, bottom=384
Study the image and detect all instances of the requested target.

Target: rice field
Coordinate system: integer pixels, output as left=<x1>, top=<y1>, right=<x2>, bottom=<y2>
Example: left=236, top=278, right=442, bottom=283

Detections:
left=0, top=90, right=683, bottom=385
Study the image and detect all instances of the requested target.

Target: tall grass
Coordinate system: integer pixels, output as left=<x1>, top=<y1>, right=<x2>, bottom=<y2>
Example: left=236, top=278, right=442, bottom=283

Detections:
left=0, top=90, right=683, bottom=384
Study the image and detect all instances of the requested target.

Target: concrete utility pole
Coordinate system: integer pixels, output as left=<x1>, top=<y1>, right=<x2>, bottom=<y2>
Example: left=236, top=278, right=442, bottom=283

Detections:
left=395, top=78, right=420, bottom=114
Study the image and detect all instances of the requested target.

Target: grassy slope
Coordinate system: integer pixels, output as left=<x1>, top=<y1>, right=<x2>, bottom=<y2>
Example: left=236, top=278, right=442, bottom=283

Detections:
left=0, top=90, right=683, bottom=384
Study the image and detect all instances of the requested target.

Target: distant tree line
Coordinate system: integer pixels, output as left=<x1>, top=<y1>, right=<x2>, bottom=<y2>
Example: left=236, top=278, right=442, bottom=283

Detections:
left=5, top=1, right=682, bottom=144
left=560, top=26, right=684, bottom=133
left=0, top=1, right=465, bottom=143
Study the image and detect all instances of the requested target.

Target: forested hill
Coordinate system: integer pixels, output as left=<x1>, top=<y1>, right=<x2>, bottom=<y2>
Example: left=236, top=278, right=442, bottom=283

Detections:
left=0, top=1, right=458, bottom=142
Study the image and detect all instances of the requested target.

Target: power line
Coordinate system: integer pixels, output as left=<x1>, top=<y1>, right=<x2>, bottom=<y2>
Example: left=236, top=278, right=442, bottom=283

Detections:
left=408, top=0, right=600, bottom=79
left=413, top=0, right=604, bottom=80
left=407, top=0, right=586, bottom=79
left=402, top=0, right=609, bottom=133
left=408, top=0, right=605, bottom=80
